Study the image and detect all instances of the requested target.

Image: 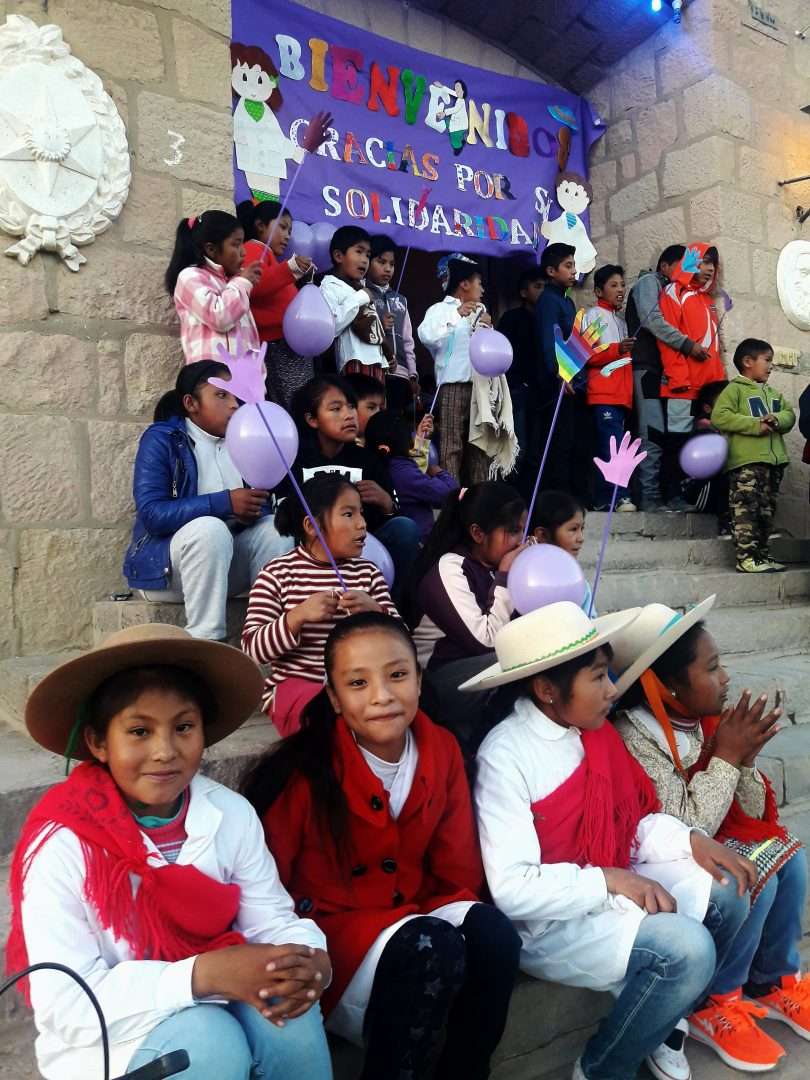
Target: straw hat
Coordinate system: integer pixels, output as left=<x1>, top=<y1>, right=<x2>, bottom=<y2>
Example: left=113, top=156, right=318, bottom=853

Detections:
left=25, top=623, right=265, bottom=757
left=459, top=602, right=641, bottom=692
left=610, top=595, right=716, bottom=699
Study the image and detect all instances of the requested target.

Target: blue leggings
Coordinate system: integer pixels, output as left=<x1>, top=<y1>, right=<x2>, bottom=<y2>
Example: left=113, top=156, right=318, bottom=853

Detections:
left=126, top=1000, right=332, bottom=1080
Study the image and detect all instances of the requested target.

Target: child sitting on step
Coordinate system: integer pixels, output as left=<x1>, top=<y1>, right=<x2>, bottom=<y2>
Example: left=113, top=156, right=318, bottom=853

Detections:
left=471, top=602, right=755, bottom=1080
left=530, top=490, right=594, bottom=615
left=242, top=474, right=398, bottom=737
left=611, top=598, right=809, bottom=1073
left=123, top=361, right=290, bottom=640
left=6, top=624, right=332, bottom=1080
left=242, top=612, right=521, bottom=1080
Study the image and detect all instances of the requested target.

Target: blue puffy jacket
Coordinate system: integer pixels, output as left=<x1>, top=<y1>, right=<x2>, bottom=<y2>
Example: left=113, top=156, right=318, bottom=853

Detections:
left=123, top=415, right=263, bottom=590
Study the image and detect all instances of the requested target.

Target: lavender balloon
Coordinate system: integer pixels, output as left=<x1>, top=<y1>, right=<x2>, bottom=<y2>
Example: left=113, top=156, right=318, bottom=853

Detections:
left=362, top=533, right=395, bottom=589
left=310, top=221, right=334, bottom=270
left=282, top=283, right=336, bottom=357
left=225, top=401, right=299, bottom=491
left=507, top=545, right=586, bottom=614
left=289, top=220, right=314, bottom=260
left=470, top=327, right=513, bottom=377
left=679, top=433, right=728, bottom=480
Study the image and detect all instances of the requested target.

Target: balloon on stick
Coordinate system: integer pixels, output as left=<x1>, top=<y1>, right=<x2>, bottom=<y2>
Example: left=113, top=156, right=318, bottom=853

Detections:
left=310, top=221, right=335, bottom=270
left=507, top=545, right=586, bottom=614
left=470, top=327, right=513, bottom=377
left=282, top=283, right=336, bottom=357
left=523, top=310, right=610, bottom=541
left=679, top=433, right=728, bottom=479
left=289, top=220, right=314, bottom=259
left=362, top=533, right=395, bottom=589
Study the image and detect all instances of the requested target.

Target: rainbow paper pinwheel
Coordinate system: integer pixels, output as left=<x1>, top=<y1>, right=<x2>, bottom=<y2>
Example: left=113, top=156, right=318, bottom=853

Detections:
left=554, top=309, right=610, bottom=383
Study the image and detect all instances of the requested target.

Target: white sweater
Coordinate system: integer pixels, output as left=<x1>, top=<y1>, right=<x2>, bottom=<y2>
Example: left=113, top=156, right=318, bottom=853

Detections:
left=21, top=774, right=325, bottom=1080
left=319, top=274, right=386, bottom=370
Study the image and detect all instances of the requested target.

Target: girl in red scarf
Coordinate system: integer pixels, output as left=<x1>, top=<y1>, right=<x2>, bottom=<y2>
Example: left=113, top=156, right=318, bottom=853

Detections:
left=469, top=602, right=755, bottom=1080
left=6, top=624, right=333, bottom=1080
left=613, top=598, right=809, bottom=1073
left=242, top=612, right=521, bottom=1080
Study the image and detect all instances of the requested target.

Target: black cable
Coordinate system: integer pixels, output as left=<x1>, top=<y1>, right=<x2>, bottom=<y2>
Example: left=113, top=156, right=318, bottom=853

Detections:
left=0, top=961, right=110, bottom=1080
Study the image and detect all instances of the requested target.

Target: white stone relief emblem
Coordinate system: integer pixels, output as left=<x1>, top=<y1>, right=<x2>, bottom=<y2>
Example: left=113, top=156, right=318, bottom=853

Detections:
left=777, top=240, right=810, bottom=332
left=0, top=15, right=130, bottom=271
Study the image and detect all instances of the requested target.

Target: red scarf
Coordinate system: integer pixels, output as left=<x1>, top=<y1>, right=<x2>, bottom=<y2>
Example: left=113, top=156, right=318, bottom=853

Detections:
left=639, top=670, right=786, bottom=844
left=531, top=721, right=660, bottom=869
left=6, top=762, right=244, bottom=1001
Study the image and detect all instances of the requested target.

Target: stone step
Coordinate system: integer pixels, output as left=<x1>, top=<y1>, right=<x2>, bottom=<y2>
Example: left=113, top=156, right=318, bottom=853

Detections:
left=596, top=565, right=810, bottom=611
left=578, top=535, right=810, bottom=571
left=93, top=597, right=248, bottom=646
left=587, top=509, right=724, bottom=539
left=704, top=603, right=810, bottom=655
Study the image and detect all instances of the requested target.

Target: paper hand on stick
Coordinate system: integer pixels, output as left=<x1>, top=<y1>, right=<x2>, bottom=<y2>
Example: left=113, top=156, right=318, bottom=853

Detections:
left=680, top=245, right=701, bottom=276
left=593, top=432, right=646, bottom=488
left=209, top=335, right=267, bottom=404
left=554, top=309, right=609, bottom=383
left=600, top=357, right=632, bottom=378
left=302, top=111, right=333, bottom=154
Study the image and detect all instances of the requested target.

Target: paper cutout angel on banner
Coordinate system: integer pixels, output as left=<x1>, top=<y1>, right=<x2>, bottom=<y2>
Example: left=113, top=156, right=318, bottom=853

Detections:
left=541, top=172, right=598, bottom=276
left=230, top=42, right=304, bottom=203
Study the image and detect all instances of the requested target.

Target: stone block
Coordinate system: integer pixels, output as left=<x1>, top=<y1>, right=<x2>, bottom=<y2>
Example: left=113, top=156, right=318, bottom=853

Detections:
left=622, top=206, right=687, bottom=279
left=721, top=300, right=768, bottom=357
left=611, top=56, right=657, bottom=110
left=48, top=0, right=164, bottom=82
left=181, top=188, right=236, bottom=218
left=89, top=420, right=144, bottom=524
left=635, top=99, right=678, bottom=173
left=620, top=154, right=637, bottom=182
left=120, top=172, right=178, bottom=247
left=737, top=146, right=783, bottom=197
left=589, top=200, right=607, bottom=240
left=712, top=237, right=751, bottom=295
left=0, top=542, right=16, bottom=659
left=56, top=248, right=175, bottom=326
left=588, top=161, right=618, bottom=204
left=0, top=332, right=95, bottom=412
left=608, top=172, right=660, bottom=227
left=174, top=19, right=232, bottom=108
left=683, top=74, right=752, bottom=142
left=767, top=307, right=808, bottom=354
left=150, top=0, right=230, bottom=35
left=15, top=528, right=130, bottom=653
left=0, top=255, right=48, bottom=324
left=605, top=119, right=633, bottom=157
left=136, top=93, right=233, bottom=192
left=588, top=76, right=612, bottom=125
left=406, top=10, right=444, bottom=55
left=368, top=0, right=407, bottom=44
left=689, top=186, right=764, bottom=244
left=124, top=333, right=184, bottom=415
left=596, top=233, right=620, bottom=267
left=480, top=44, right=518, bottom=78
left=97, top=338, right=125, bottom=415
left=0, top=415, right=82, bottom=524
left=443, top=22, right=483, bottom=67
left=766, top=199, right=798, bottom=252
left=662, top=136, right=735, bottom=199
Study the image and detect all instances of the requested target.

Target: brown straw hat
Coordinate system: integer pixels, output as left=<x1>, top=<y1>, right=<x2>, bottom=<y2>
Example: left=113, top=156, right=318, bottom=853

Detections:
left=25, top=623, right=264, bottom=757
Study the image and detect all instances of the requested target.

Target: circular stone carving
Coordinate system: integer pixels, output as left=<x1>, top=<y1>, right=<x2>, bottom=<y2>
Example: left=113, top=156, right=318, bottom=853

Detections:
left=0, top=15, right=130, bottom=271
left=777, top=240, right=810, bottom=332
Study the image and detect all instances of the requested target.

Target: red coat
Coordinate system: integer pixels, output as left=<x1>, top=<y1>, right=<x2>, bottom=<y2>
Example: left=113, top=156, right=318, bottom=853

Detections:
left=657, top=243, right=725, bottom=400
left=262, top=710, right=484, bottom=1013
left=244, top=239, right=298, bottom=342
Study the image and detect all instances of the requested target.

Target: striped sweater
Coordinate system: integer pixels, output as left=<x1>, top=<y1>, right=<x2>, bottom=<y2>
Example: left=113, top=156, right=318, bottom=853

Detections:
left=242, top=545, right=399, bottom=712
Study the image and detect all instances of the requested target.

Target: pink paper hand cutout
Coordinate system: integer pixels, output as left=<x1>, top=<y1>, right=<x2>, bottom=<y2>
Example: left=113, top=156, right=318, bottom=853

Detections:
left=593, top=431, right=646, bottom=488
left=209, top=337, right=267, bottom=405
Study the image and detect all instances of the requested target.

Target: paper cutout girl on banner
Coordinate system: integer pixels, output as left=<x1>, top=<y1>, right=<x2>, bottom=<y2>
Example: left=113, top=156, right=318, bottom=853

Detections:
left=541, top=172, right=598, bottom=276
left=231, top=42, right=304, bottom=203
left=433, top=79, right=470, bottom=156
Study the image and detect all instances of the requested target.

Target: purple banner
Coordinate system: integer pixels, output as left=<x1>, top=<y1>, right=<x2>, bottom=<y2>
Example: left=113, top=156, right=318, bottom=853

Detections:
left=231, top=0, right=604, bottom=260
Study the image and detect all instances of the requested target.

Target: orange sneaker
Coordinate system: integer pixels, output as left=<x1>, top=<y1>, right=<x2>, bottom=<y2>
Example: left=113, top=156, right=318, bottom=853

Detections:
left=689, top=990, right=786, bottom=1072
left=752, top=974, right=810, bottom=1040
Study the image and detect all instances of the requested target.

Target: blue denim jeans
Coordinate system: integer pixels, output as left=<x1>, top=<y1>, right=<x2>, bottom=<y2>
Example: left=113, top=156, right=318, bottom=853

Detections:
left=580, top=877, right=750, bottom=1080
left=713, top=846, right=807, bottom=994
left=126, top=1001, right=332, bottom=1079
left=375, top=515, right=420, bottom=602
left=592, top=404, right=628, bottom=507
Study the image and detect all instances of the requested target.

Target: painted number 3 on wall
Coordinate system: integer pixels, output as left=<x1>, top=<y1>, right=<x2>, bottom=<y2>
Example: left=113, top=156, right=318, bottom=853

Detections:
left=164, top=130, right=185, bottom=166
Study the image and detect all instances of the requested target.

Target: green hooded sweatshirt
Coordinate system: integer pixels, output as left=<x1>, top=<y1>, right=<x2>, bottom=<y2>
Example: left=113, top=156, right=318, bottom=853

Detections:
left=711, top=375, right=795, bottom=472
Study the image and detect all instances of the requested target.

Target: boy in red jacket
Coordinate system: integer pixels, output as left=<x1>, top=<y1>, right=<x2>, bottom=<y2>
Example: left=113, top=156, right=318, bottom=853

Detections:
left=583, top=264, right=636, bottom=510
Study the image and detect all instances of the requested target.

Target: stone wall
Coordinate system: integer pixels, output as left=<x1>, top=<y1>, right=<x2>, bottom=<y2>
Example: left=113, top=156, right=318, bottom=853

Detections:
left=0, top=0, right=550, bottom=658
left=587, top=0, right=810, bottom=533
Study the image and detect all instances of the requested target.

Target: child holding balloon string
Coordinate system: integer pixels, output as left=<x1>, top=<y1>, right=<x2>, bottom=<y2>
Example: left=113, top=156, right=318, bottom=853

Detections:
left=530, top=490, right=595, bottom=616
left=236, top=200, right=314, bottom=409
left=242, top=473, right=399, bottom=737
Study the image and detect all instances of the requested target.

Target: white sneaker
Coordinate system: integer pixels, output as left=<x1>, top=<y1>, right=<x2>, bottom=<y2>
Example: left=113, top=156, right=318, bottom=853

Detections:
left=617, top=498, right=637, bottom=512
left=571, top=1059, right=588, bottom=1080
left=646, top=1020, right=692, bottom=1080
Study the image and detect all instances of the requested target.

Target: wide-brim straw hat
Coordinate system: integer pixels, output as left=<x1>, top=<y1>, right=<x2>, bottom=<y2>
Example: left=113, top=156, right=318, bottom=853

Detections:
left=26, top=623, right=265, bottom=757
left=459, top=601, right=642, bottom=692
left=610, top=595, right=717, bottom=699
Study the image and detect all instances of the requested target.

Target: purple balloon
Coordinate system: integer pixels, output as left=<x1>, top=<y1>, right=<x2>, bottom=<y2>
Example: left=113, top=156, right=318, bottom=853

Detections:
left=310, top=221, right=334, bottom=270
left=679, top=433, right=728, bottom=479
left=282, top=283, right=336, bottom=357
left=362, top=533, right=395, bottom=589
left=428, top=441, right=439, bottom=468
left=507, top=545, right=586, bottom=614
left=289, top=220, right=314, bottom=260
left=225, top=401, right=299, bottom=491
left=470, top=327, right=513, bottom=377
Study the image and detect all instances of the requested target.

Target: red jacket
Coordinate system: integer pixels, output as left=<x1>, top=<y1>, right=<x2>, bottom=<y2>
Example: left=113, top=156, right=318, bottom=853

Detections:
left=657, top=243, right=725, bottom=400
left=584, top=300, right=633, bottom=409
left=244, top=239, right=297, bottom=342
left=262, top=710, right=483, bottom=1013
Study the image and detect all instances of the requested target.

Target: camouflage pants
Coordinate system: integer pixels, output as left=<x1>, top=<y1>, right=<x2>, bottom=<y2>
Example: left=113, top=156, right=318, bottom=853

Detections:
left=728, top=463, right=783, bottom=562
